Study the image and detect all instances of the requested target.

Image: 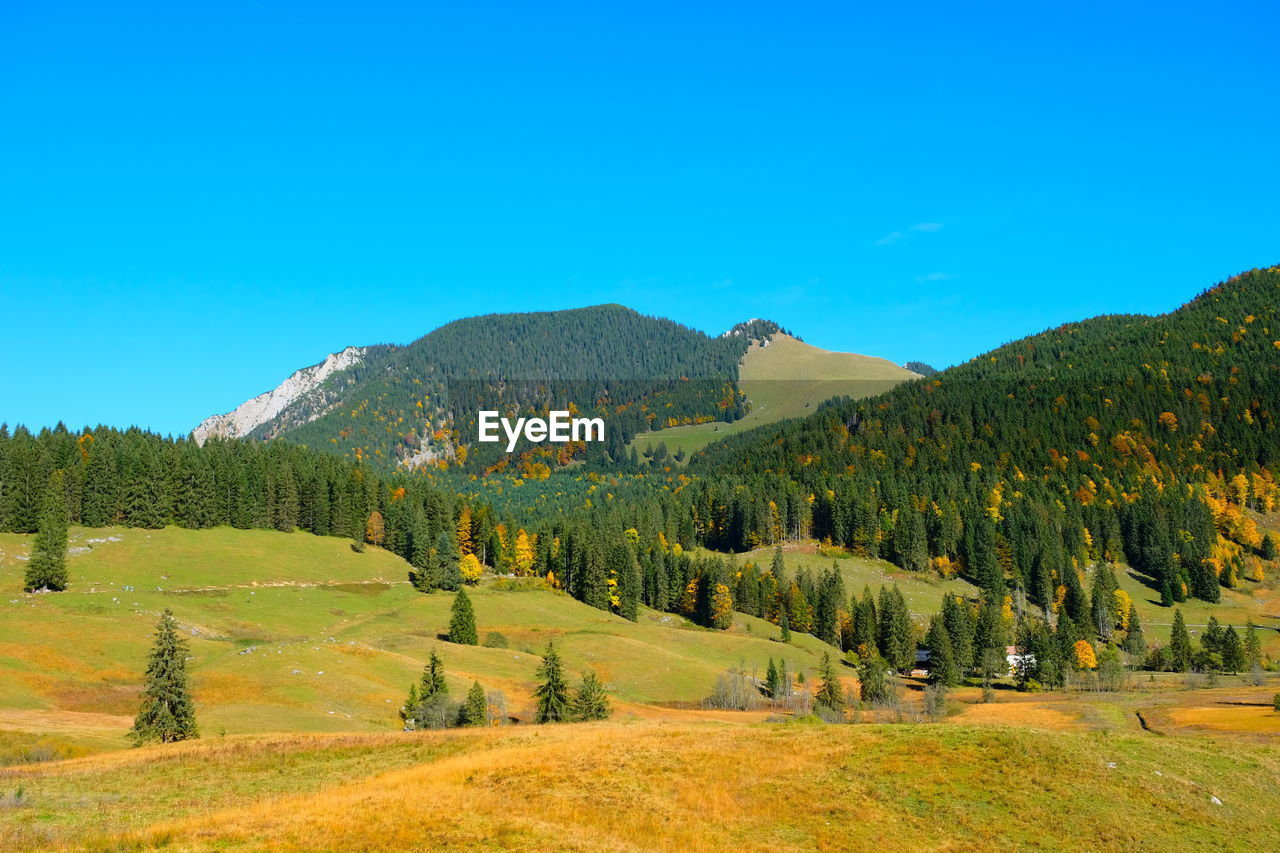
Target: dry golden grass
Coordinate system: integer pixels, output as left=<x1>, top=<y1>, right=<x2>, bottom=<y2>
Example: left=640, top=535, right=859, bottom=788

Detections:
left=1, top=719, right=1266, bottom=853
left=948, top=699, right=1083, bottom=731
left=1169, top=705, right=1280, bottom=733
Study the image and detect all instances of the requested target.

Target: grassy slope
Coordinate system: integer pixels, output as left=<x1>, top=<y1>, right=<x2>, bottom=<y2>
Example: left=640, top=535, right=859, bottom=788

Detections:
left=633, top=334, right=919, bottom=459
left=3, top=719, right=1279, bottom=851
left=0, top=527, right=841, bottom=751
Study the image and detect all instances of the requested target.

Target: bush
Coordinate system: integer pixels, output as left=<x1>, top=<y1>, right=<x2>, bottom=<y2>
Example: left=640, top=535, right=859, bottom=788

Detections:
left=704, top=669, right=762, bottom=711
left=923, top=684, right=948, bottom=722
left=1273, top=693, right=1280, bottom=713
left=350, top=540, right=365, bottom=553
left=483, top=631, right=509, bottom=649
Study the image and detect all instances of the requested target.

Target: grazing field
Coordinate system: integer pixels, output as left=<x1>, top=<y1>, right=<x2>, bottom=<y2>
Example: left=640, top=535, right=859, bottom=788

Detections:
left=3, top=716, right=1279, bottom=852
left=632, top=334, right=919, bottom=460
left=3, top=527, right=1280, bottom=851
left=0, top=527, right=843, bottom=749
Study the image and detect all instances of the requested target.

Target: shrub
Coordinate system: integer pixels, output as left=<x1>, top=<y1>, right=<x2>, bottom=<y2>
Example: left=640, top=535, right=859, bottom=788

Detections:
left=704, top=669, right=762, bottom=711
left=483, top=631, right=509, bottom=649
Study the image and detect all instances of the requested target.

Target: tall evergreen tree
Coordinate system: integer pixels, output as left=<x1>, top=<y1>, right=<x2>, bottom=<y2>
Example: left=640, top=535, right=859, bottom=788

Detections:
left=1242, top=620, right=1262, bottom=670
left=1169, top=609, right=1192, bottom=672
left=764, top=658, right=779, bottom=698
left=570, top=671, right=612, bottom=721
left=534, top=641, right=570, bottom=723
left=24, top=469, right=70, bottom=592
left=449, top=588, right=479, bottom=645
left=926, top=615, right=959, bottom=687
left=420, top=649, right=448, bottom=698
left=461, top=680, right=488, bottom=727
left=814, top=651, right=844, bottom=714
left=1220, top=626, right=1244, bottom=674
left=1262, top=534, right=1278, bottom=562
left=1122, top=603, right=1146, bottom=657
left=130, top=609, right=198, bottom=745
left=779, top=610, right=791, bottom=643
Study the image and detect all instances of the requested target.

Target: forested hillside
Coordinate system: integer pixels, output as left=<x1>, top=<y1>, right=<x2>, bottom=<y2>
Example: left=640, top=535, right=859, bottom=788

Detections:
left=690, top=266, right=1280, bottom=609
left=235, top=305, right=765, bottom=472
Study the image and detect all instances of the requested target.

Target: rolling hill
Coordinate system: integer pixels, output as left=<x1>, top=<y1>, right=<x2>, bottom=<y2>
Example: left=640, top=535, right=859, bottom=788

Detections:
left=193, top=306, right=918, bottom=474
left=633, top=333, right=919, bottom=459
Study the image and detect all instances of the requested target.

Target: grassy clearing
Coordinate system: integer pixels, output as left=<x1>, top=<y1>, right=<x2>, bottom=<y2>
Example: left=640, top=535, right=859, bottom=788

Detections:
left=0, top=527, right=841, bottom=744
left=631, top=334, right=918, bottom=459
left=2, top=718, right=1277, bottom=852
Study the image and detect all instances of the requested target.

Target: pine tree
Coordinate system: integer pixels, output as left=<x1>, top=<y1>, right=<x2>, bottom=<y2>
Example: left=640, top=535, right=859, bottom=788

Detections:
left=1220, top=626, right=1244, bottom=674
left=764, top=658, right=779, bottom=698
left=421, top=649, right=448, bottom=698
left=814, top=651, right=844, bottom=714
left=1261, top=534, right=1277, bottom=562
left=570, top=671, right=612, bottom=721
left=449, top=588, right=479, bottom=645
left=779, top=610, right=791, bottom=643
left=941, top=596, right=973, bottom=675
left=1169, top=609, right=1192, bottom=672
left=775, top=659, right=792, bottom=699
left=1242, top=620, right=1262, bottom=670
left=24, top=470, right=70, bottom=592
left=1122, top=603, right=1146, bottom=657
left=407, top=648, right=456, bottom=730
left=130, top=609, right=198, bottom=745
left=461, top=680, right=488, bottom=727
left=534, top=641, right=570, bottom=723
left=926, top=615, right=959, bottom=686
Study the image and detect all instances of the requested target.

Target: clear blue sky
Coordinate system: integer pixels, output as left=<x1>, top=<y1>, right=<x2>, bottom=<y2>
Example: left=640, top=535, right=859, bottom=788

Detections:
left=3, top=1, right=1278, bottom=436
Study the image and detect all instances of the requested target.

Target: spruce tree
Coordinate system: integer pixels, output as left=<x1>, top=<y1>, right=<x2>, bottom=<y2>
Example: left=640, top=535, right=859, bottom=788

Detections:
left=1242, top=620, right=1262, bottom=670
left=421, top=649, right=448, bottom=698
left=926, top=615, right=959, bottom=686
left=764, top=658, right=779, bottom=698
left=408, top=649, right=456, bottom=730
left=1220, top=626, right=1244, bottom=674
left=534, top=641, right=570, bottom=723
left=1169, top=609, right=1192, bottom=672
left=24, top=470, right=70, bottom=592
left=1261, top=534, right=1277, bottom=562
left=779, top=610, right=791, bottom=643
left=1122, top=603, right=1146, bottom=657
left=461, top=680, right=487, bottom=727
left=570, top=671, right=612, bottom=721
left=131, top=609, right=198, bottom=745
left=815, top=651, right=844, bottom=714
left=449, top=588, right=479, bottom=645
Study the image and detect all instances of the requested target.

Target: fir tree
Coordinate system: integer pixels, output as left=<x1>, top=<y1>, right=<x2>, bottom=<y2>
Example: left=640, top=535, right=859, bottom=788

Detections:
left=857, top=652, right=890, bottom=704
left=764, top=658, right=779, bottom=698
left=774, top=659, right=792, bottom=699
left=421, top=649, right=448, bottom=698
left=779, top=610, right=791, bottom=643
left=1220, top=626, right=1244, bottom=674
left=1122, top=603, right=1146, bottom=657
left=1169, top=609, right=1192, bottom=672
left=1261, top=534, right=1277, bottom=562
left=461, top=680, right=487, bottom=727
left=570, top=671, right=612, bottom=721
left=926, top=615, right=959, bottom=687
left=534, top=641, right=570, bottom=723
left=24, top=470, right=69, bottom=592
left=449, top=588, right=479, bottom=645
left=130, top=609, right=198, bottom=745
left=814, top=651, right=844, bottom=714
left=1242, top=620, right=1262, bottom=670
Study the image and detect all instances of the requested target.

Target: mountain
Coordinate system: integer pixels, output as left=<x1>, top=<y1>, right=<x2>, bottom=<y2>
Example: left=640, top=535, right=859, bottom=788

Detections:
left=193, top=305, right=914, bottom=474
left=632, top=332, right=919, bottom=459
left=690, top=266, right=1280, bottom=605
left=193, top=346, right=371, bottom=443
